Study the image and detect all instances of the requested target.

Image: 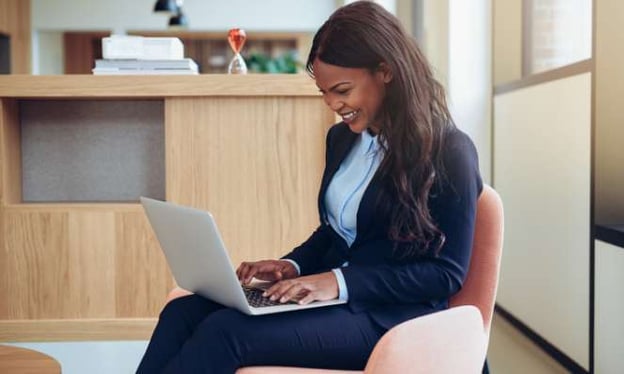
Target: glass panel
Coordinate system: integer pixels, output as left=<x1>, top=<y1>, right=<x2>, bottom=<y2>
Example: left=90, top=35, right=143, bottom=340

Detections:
left=526, top=0, right=592, bottom=74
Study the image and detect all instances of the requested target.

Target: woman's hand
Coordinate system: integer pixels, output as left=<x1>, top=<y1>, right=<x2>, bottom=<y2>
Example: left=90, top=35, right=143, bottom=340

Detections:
left=263, top=272, right=339, bottom=305
left=236, top=259, right=298, bottom=285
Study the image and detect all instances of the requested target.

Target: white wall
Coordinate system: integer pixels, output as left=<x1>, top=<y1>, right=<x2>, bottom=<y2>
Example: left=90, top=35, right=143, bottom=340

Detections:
left=421, top=0, right=449, bottom=88
left=493, top=0, right=522, bottom=85
left=34, top=31, right=63, bottom=75
left=417, top=1, right=492, bottom=183
left=494, top=73, right=591, bottom=370
left=344, top=0, right=396, bottom=14
left=448, top=0, right=492, bottom=183
left=595, top=240, right=624, bottom=373
left=32, top=0, right=335, bottom=32
left=31, top=0, right=336, bottom=74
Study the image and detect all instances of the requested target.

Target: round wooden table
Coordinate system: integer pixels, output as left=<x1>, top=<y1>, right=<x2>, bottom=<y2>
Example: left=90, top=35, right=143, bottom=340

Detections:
left=0, top=345, right=61, bottom=373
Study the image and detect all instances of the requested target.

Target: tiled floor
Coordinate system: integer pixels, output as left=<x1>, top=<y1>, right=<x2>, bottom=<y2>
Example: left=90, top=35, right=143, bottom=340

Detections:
left=8, top=312, right=569, bottom=374
left=488, top=314, right=570, bottom=374
left=7, top=341, right=148, bottom=374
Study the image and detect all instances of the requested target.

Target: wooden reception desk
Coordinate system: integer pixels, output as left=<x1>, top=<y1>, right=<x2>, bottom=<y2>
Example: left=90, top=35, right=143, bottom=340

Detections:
left=0, top=75, right=334, bottom=341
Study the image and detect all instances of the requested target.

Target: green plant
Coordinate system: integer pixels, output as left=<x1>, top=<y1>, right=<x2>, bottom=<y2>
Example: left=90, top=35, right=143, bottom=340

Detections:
left=244, top=51, right=302, bottom=74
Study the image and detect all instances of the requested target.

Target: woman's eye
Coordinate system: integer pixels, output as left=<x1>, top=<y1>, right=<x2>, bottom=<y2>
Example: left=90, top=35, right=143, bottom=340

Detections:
left=336, top=89, right=350, bottom=95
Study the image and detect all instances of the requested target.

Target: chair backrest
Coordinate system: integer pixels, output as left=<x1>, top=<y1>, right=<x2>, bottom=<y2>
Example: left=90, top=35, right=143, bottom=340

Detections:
left=449, top=184, right=504, bottom=335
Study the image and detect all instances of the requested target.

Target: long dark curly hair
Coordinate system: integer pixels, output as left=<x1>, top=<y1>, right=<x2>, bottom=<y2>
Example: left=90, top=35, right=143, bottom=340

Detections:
left=307, top=1, right=454, bottom=257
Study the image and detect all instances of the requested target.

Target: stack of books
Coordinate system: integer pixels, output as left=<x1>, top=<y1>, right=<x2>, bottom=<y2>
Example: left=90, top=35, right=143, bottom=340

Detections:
left=92, top=35, right=199, bottom=75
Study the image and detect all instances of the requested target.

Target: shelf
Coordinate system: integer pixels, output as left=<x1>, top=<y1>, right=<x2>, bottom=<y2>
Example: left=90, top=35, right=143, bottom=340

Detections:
left=114, top=31, right=308, bottom=74
left=3, top=202, right=143, bottom=211
left=0, top=75, right=321, bottom=98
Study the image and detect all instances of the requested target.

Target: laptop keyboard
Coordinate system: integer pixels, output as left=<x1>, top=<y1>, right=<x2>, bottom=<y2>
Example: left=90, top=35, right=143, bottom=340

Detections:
left=242, top=286, right=297, bottom=307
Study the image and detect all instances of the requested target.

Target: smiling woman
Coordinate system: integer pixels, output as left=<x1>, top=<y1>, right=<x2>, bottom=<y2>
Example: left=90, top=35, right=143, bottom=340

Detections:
left=312, top=60, right=389, bottom=134
left=137, top=2, right=483, bottom=372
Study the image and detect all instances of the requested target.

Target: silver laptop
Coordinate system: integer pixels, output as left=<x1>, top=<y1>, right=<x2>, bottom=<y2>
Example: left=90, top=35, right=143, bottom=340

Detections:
left=140, top=197, right=345, bottom=315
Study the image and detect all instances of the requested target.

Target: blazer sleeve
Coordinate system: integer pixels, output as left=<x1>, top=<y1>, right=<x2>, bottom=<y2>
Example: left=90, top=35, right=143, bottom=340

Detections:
left=340, top=132, right=482, bottom=304
left=281, top=224, right=333, bottom=275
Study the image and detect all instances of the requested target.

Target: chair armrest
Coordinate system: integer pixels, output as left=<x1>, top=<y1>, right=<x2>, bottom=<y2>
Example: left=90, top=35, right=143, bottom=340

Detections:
left=238, top=306, right=486, bottom=374
left=364, top=305, right=487, bottom=374
left=165, top=287, right=193, bottom=304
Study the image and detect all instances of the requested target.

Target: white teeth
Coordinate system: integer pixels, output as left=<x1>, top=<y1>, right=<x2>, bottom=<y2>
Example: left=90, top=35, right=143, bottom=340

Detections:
left=341, top=111, right=357, bottom=119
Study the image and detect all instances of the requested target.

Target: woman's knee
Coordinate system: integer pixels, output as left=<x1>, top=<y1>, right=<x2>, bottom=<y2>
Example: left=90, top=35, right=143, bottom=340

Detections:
left=158, top=294, right=217, bottom=322
left=194, top=309, right=250, bottom=348
left=159, top=295, right=191, bottom=319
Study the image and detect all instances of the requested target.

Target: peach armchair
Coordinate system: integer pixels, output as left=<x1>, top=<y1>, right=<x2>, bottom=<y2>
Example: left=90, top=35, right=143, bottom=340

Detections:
left=165, top=185, right=504, bottom=374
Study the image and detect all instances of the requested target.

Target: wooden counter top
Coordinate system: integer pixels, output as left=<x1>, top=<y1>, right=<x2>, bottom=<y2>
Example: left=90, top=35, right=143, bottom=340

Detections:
left=0, top=74, right=321, bottom=98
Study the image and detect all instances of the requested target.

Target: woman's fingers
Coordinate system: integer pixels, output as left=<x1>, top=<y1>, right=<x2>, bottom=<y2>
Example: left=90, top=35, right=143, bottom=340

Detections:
left=263, top=272, right=338, bottom=304
left=265, top=280, right=307, bottom=303
left=236, top=262, right=255, bottom=284
left=237, top=260, right=299, bottom=285
left=235, top=262, right=248, bottom=281
left=298, top=292, right=317, bottom=305
left=236, top=260, right=286, bottom=284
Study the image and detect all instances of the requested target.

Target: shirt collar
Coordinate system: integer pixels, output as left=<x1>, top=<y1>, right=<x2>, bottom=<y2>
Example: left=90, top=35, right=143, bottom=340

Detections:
left=361, top=130, right=380, bottom=157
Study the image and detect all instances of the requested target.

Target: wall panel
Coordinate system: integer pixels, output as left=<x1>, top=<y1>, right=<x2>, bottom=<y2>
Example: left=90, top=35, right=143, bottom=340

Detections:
left=494, top=73, right=591, bottom=369
left=594, top=240, right=624, bottom=373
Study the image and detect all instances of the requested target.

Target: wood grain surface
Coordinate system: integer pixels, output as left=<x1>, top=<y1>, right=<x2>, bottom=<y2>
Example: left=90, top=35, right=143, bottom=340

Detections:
left=0, top=344, right=60, bottom=373
left=0, top=75, right=322, bottom=98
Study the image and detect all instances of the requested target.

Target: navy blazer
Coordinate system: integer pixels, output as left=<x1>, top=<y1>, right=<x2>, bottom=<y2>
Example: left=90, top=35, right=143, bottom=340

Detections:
left=283, top=122, right=483, bottom=330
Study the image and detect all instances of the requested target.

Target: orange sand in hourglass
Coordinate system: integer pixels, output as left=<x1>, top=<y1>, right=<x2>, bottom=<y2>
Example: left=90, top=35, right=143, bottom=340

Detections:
left=228, top=29, right=247, bottom=54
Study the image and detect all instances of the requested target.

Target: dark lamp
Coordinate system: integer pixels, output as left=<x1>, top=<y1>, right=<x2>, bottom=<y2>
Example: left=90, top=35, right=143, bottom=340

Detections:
left=169, top=10, right=189, bottom=28
left=153, top=0, right=177, bottom=13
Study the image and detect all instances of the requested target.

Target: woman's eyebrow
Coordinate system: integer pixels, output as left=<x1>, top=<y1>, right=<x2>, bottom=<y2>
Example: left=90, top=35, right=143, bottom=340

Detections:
left=318, top=82, right=351, bottom=93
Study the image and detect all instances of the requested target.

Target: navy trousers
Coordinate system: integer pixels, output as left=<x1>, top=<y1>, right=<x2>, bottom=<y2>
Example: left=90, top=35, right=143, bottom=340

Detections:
left=136, top=295, right=385, bottom=373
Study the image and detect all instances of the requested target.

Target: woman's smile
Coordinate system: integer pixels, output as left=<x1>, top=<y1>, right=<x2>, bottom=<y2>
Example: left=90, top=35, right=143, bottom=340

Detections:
left=340, top=110, right=360, bottom=124
left=313, top=58, right=388, bottom=134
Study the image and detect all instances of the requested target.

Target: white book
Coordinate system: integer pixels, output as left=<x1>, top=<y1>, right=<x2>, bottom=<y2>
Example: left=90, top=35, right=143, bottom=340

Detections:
left=92, top=68, right=199, bottom=75
left=102, top=35, right=184, bottom=60
left=95, top=58, right=198, bottom=71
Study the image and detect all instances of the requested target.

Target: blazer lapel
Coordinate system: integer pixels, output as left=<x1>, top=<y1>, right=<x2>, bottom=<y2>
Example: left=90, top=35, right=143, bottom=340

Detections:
left=352, top=171, right=382, bottom=247
left=318, top=127, right=358, bottom=221
left=318, top=125, right=385, bottom=247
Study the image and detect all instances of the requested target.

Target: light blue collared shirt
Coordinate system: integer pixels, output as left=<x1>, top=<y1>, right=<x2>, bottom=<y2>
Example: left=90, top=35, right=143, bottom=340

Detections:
left=324, top=130, right=382, bottom=247
left=326, top=131, right=383, bottom=301
left=283, top=131, right=383, bottom=302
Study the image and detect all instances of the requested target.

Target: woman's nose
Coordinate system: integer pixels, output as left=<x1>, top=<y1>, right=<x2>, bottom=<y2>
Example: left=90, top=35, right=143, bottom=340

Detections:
left=324, top=96, right=343, bottom=112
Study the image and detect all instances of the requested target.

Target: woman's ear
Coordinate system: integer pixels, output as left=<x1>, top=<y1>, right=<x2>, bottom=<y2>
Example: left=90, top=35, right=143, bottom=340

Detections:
left=377, top=62, right=393, bottom=83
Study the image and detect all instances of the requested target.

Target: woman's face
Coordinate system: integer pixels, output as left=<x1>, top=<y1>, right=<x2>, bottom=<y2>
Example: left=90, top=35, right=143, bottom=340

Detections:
left=313, top=58, right=391, bottom=134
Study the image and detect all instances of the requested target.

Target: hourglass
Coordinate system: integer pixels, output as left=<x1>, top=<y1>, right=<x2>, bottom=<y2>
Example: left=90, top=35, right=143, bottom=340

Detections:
left=227, top=28, right=248, bottom=74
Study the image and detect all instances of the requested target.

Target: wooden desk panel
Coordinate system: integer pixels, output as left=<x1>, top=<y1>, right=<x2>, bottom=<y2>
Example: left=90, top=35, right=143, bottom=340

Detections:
left=166, top=96, right=334, bottom=266
left=0, top=99, right=21, bottom=205
left=0, top=75, right=332, bottom=340
left=1, top=206, right=174, bottom=320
